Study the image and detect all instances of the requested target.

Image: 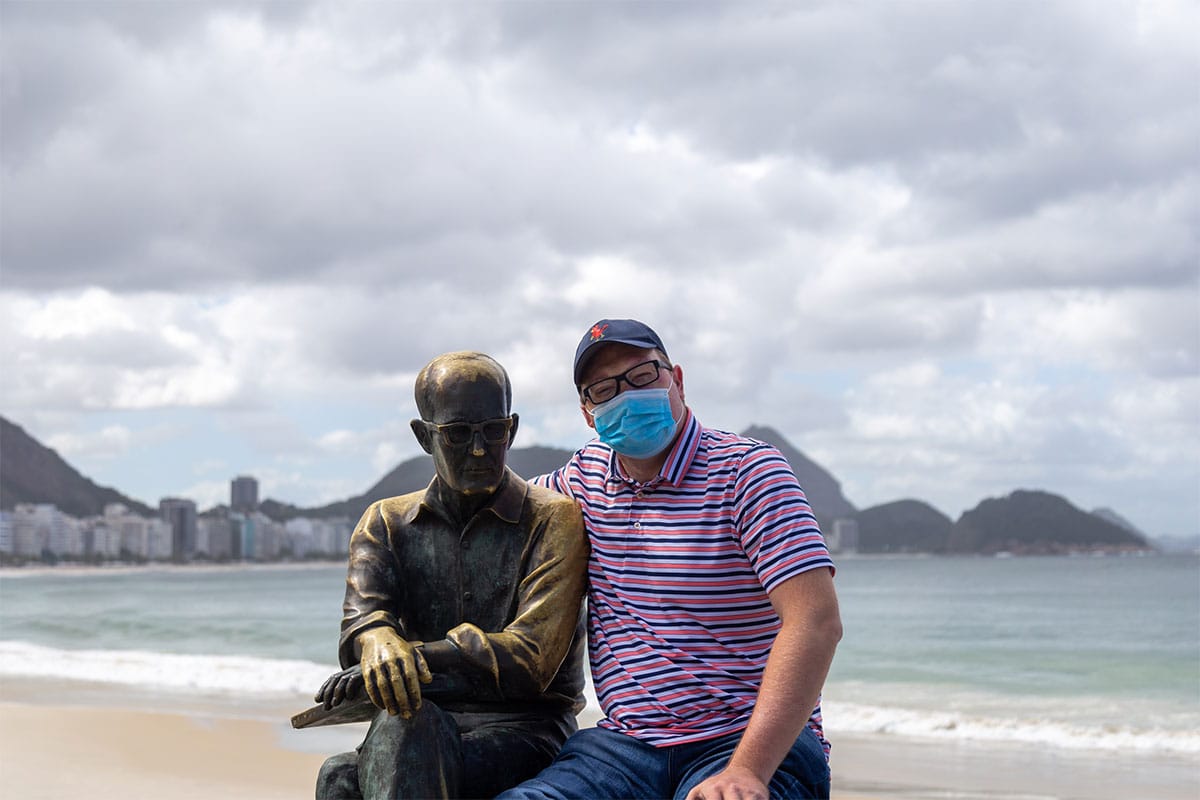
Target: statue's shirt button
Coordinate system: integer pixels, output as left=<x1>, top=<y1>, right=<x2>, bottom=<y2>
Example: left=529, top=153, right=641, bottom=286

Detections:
left=463, top=591, right=474, bottom=601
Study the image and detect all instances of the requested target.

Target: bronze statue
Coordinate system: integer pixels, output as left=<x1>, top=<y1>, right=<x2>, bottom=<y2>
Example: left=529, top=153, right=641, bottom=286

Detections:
left=299, top=352, right=589, bottom=800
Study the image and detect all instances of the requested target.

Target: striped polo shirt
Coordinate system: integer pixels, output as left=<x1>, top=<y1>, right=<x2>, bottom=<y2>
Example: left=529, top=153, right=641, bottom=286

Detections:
left=535, top=410, right=835, bottom=754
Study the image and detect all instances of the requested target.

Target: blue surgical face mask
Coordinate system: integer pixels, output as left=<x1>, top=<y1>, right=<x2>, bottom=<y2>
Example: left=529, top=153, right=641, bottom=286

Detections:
left=588, top=387, right=679, bottom=459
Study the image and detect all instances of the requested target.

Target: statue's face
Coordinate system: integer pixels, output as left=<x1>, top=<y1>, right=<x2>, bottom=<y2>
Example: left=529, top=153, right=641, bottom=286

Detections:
left=422, top=377, right=512, bottom=496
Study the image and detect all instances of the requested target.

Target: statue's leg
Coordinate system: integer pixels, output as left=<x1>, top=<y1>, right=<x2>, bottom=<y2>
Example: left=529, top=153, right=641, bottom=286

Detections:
left=358, top=703, right=463, bottom=800
left=316, top=751, right=362, bottom=800
left=458, top=712, right=575, bottom=798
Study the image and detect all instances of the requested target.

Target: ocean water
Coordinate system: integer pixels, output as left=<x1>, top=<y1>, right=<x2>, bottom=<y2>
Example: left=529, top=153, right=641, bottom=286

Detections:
left=1, top=555, right=1197, bottom=757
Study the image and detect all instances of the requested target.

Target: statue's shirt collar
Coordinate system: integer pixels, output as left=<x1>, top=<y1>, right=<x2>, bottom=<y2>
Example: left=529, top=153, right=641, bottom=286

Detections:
left=408, top=468, right=527, bottom=526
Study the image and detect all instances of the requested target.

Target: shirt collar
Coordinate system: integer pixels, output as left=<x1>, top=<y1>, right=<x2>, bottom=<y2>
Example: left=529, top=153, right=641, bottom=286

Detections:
left=605, top=408, right=702, bottom=488
left=406, top=467, right=527, bottom=525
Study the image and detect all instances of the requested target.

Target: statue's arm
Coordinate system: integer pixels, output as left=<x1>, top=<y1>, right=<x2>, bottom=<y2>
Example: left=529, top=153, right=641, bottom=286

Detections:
left=441, top=498, right=588, bottom=698
left=336, top=502, right=407, bottom=670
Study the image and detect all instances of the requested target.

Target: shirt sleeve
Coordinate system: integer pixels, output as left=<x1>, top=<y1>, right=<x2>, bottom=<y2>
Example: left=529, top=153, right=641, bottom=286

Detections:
left=443, top=494, right=588, bottom=699
left=337, top=501, right=406, bottom=668
left=733, top=443, right=835, bottom=593
left=529, top=466, right=569, bottom=495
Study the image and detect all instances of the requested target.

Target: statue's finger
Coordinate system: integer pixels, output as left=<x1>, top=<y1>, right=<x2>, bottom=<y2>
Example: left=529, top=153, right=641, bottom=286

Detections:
left=330, top=675, right=349, bottom=707
left=391, top=662, right=420, bottom=719
left=364, top=664, right=386, bottom=712
left=378, top=661, right=404, bottom=717
left=347, top=671, right=364, bottom=698
left=316, top=674, right=334, bottom=705
left=400, top=655, right=423, bottom=714
left=414, top=647, right=433, bottom=685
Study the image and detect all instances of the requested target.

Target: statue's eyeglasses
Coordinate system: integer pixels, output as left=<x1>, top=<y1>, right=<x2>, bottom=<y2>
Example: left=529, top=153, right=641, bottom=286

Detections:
left=423, top=417, right=513, bottom=447
left=581, top=360, right=670, bottom=405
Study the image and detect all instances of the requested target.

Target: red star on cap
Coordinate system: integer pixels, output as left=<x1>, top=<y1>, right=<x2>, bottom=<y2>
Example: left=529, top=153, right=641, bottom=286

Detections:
left=590, top=323, right=609, bottom=341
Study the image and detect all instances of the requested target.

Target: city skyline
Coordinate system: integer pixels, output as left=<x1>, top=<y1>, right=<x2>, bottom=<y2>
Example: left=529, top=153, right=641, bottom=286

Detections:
left=0, top=471, right=353, bottom=563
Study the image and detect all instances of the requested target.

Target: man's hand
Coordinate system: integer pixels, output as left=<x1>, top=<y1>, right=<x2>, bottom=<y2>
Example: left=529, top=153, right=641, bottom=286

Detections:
left=685, top=765, right=768, bottom=800
left=356, top=627, right=432, bottom=718
left=314, top=665, right=365, bottom=710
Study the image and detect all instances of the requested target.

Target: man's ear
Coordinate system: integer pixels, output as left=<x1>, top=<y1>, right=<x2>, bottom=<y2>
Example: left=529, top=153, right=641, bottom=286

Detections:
left=410, top=419, right=434, bottom=455
left=580, top=403, right=597, bottom=431
left=506, top=412, right=520, bottom=449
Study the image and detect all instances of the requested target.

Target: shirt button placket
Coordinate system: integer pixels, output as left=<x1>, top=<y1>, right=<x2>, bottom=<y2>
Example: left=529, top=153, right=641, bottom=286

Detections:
left=632, top=484, right=644, bottom=532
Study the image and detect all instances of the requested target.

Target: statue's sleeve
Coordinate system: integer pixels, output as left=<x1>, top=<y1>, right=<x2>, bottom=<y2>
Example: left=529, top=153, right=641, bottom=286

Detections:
left=441, top=496, right=588, bottom=698
left=337, top=501, right=404, bottom=669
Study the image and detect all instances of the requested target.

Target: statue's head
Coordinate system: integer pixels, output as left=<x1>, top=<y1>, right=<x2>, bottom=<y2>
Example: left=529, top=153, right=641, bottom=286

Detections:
left=410, top=352, right=518, bottom=496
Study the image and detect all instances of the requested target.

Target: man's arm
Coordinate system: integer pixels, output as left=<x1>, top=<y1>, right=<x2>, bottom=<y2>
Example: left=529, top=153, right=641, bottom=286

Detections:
left=685, top=567, right=841, bottom=800
left=429, top=495, right=588, bottom=698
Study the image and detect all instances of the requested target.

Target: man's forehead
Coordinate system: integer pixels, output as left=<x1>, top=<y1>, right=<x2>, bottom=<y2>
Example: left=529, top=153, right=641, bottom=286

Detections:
left=581, top=343, right=658, bottom=381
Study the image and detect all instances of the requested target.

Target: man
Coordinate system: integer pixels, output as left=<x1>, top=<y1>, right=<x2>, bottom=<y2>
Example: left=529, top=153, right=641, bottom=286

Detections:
left=314, top=351, right=589, bottom=800
left=500, top=320, right=842, bottom=800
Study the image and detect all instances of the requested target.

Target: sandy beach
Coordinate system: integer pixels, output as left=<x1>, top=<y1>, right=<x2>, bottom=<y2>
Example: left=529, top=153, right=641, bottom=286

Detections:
left=1, top=677, right=1196, bottom=800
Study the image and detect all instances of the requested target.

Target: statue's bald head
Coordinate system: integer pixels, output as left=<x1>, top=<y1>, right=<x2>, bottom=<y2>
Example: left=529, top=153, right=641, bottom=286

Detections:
left=414, top=351, right=512, bottom=421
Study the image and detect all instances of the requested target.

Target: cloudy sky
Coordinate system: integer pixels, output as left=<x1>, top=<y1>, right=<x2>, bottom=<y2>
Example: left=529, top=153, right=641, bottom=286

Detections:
left=2, top=0, right=1197, bottom=539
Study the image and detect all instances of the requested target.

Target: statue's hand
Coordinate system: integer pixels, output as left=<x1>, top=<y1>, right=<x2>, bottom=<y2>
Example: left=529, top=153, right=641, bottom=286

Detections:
left=357, top=627, right=432, bottom=719
left=315, top=665, right=364, bottom=710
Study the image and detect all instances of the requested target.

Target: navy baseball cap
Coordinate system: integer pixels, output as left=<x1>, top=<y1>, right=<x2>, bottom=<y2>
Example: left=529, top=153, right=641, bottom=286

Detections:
left=573, top=319, right=669, bottom=386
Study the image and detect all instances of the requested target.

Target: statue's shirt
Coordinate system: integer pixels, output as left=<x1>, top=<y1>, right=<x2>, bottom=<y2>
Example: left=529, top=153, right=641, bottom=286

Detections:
left=339, top=469, right=588, bottom=711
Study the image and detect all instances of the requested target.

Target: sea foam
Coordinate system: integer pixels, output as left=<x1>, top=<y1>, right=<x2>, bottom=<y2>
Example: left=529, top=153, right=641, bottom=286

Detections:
left=823, top=699, right=1200, bottom=756
left=0, top=640, right=337, bottom=697
left=4, top=640, right=1196, bottom=758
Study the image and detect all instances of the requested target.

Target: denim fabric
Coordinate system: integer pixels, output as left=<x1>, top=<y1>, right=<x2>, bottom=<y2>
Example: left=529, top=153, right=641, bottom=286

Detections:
left=496, top=725, right=830, bottom=800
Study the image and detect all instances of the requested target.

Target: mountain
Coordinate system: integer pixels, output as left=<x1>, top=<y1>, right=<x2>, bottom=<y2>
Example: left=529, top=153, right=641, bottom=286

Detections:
left=1091, top=507, right=1145, bottom=537
left=949, top=490, right=1153, bottom=555
left=2, top=414, right=1162, bottom=556
left=0, top=416, right=154, bottom=518
left=741, top=425, right=857, bottom=528
left=273, top=427, right=858, bottom=525
left=270, top=445, right=577, bottom=523
left=853, top=499, right=954, bottom=553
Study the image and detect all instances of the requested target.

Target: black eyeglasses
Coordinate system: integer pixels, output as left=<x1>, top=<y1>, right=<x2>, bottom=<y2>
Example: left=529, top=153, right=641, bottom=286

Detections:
left=423, top=417, right=513, bottom=447
left=581, top=360, right=670, bottom=404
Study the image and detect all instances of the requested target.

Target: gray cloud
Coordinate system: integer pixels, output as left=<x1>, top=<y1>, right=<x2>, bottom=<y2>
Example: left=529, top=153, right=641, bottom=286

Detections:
left=1, top=0, right=1195, bottom=537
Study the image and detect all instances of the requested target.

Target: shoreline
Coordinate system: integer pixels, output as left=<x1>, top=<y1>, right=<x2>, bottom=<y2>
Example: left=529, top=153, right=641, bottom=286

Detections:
left=0, top=677, right=1196, bottom=800
left=0, top=559, right=347, bottom=579
left=3, top=551, right=1194, bottom=579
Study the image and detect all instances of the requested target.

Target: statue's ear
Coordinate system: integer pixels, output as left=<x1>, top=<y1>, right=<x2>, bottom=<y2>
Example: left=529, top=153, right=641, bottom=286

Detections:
left=411, top=419, right=434, bottom=454
left=507, top=413, right=519, bottom=449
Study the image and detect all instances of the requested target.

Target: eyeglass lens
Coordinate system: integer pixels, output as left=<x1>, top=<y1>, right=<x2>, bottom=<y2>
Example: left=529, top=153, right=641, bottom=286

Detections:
left=585, top=360, right=664, bottom=404
left=437, top=418, right=511, bottom=445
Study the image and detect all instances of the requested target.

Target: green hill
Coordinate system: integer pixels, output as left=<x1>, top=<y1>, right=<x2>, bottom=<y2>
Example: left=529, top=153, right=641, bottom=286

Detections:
left=950, top=490, right=1152, bottom=554
left=0, top=416, right=154, bottom=517
left=853, top=499, right=954, bottom=553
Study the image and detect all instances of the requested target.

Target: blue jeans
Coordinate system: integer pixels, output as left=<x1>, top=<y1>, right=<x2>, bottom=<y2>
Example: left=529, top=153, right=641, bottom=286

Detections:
left=496, top=725, right=831, bottom=800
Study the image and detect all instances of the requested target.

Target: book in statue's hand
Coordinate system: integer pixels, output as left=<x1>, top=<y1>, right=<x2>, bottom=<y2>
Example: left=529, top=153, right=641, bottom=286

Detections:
left=291, top=665, right=472, bottom=728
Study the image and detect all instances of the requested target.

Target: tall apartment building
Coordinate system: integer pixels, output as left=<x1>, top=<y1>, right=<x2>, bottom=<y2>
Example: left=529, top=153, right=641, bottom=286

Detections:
left=230, top=475, right=259, bottom=513
left=285, top=516, right=353, bottom=558
left=828, top=518, right=860, bottom=554
left=159, top=497, right=197, bottom=561
left=199, top=516, right=236, bottom=560
left=104, top=504, right=172, bottom=561
left=0, top=510, right=12, bottom=555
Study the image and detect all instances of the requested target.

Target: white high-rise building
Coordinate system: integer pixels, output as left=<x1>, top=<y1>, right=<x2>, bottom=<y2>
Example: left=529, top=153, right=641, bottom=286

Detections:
left=0, top=510, right=12, bottom=555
